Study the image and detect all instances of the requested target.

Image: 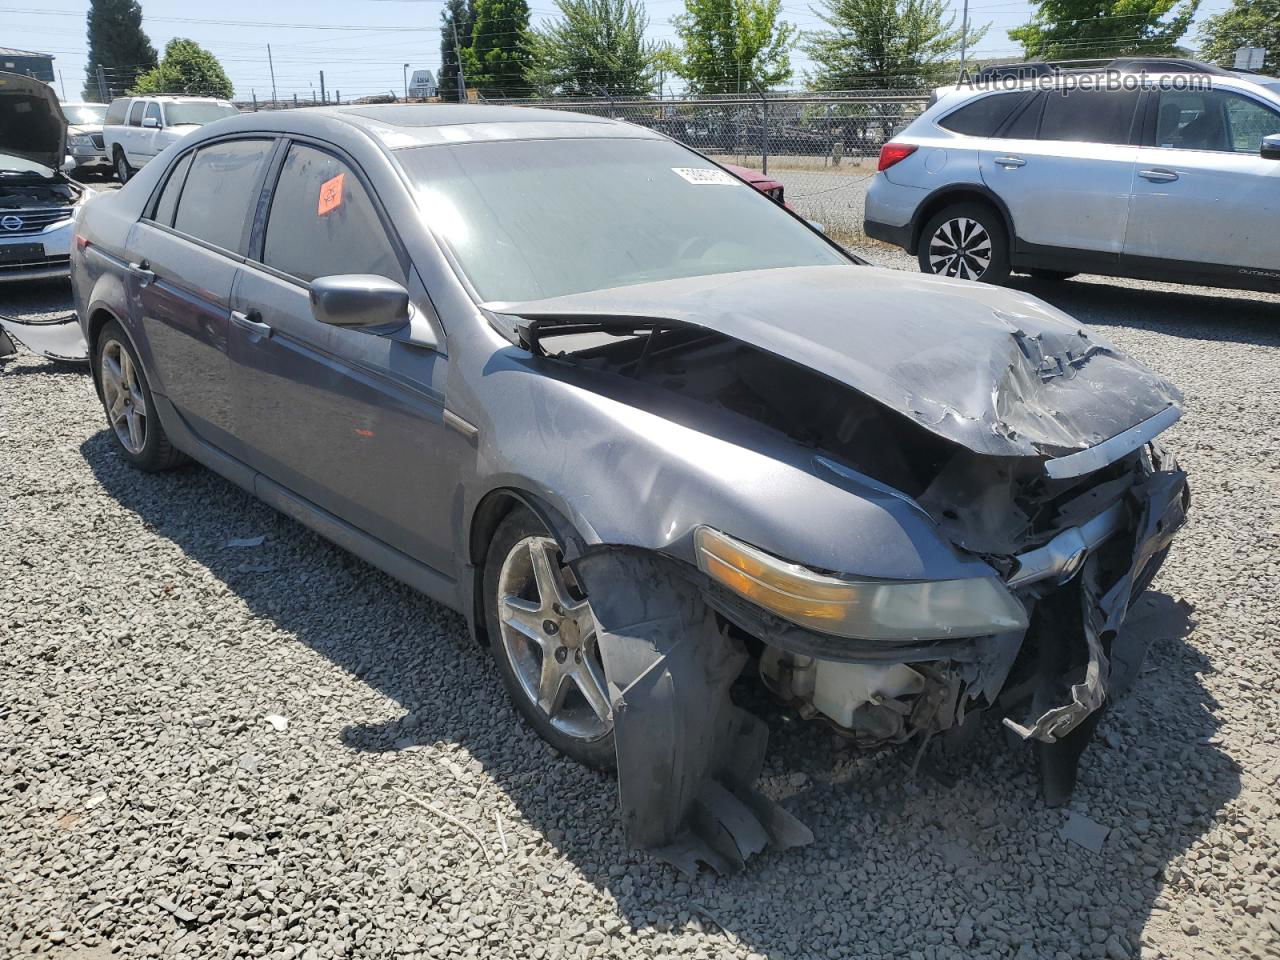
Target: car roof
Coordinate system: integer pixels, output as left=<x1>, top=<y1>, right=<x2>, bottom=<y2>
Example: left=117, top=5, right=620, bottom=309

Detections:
left=202, top=103, right=666, bottom=150
left=937, top=70, right=1280, bottom=102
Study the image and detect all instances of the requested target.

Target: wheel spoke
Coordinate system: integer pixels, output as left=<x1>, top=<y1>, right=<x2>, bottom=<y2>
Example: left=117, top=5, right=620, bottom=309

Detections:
left=528, top=539, right=573, bottom=611
left=127, top=409, right=144, bottom=449
left=501, top=595, right=551, bottom=648
left=570, top=651, right=612, bottom=722
left=536, top=656, right=568, bottom=716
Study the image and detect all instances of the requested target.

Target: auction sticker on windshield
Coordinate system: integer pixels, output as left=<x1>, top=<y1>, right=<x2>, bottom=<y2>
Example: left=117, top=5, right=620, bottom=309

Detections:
left=318, top=173, right=345, bottom=216
left=672, top=167, right=738, bottom=185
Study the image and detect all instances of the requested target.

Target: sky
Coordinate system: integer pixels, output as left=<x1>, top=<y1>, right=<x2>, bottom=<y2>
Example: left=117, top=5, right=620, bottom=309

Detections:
left=3, top=0, right=1234, bottom=103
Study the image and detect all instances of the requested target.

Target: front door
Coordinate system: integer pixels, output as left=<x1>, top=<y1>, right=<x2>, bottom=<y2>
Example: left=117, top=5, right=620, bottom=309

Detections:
left=980, top=87, right=1140, bottom=255
left=1124, top=87, right=1280, bottom=275
left=228, top=141, right=458, bottom=573
left=125, top=137, right=277, bottom=451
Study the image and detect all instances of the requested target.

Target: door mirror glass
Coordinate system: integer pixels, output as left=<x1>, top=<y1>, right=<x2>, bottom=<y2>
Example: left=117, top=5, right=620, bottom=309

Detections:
left=1262, top=134, right=1280, bottom=160
left=310, top=275, right=411, bottom=330
left=142, top=116, right=160, bottom=129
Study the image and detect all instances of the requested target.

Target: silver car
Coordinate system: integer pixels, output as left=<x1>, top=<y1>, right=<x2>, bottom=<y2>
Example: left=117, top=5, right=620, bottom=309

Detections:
left=72, top=104, right=1188, bottom=873
left=865, top=59, right=1280, bottom=291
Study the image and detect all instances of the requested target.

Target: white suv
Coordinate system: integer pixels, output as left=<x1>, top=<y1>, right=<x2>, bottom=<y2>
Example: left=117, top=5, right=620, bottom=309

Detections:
left=102, top=95, right=238, bottom=183
left=864, top=59, right=1280, bottom=293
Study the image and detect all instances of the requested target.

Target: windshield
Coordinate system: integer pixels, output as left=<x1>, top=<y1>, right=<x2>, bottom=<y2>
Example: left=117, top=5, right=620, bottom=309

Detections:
left=64, top=104, right=107, bottom=125
left=163, top=102, right=239, bottom=126
left=395, top=138, right=847, bottom=302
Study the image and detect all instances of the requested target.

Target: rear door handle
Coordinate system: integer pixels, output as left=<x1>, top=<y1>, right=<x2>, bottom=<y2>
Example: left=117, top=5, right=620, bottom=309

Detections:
left=231, top=309, right=272, bottom=338
left=994, top=156, right=1026, bottom=168
left=127, top=259, right=155, bottom=285
left=1139, top=168, right=1179, bottom=183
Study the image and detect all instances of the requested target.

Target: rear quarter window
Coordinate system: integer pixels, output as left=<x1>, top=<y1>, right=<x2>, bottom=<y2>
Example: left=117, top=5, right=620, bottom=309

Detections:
left=938, top=92, right=1032, bottom=137
left=104, top=99, right=129, bottom=125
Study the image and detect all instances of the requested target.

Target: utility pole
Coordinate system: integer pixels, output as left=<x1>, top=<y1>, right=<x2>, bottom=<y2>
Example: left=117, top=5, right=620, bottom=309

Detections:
left=267, top=44, right=278, bottom=106
left=58, top=70, right=66, bottom=100
left=452, top=20, right=466, bottom=102
left=320, top=70, right=326, bottom=104
left=959, top=0, right=969, bottom=75
left=96, top=64, right=108, bottom=102
left=403, top=63, right=410, bottom=100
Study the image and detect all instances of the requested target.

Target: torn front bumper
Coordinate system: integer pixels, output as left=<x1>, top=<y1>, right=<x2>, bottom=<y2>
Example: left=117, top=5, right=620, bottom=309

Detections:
left=0, top=313, right=89, bottom=363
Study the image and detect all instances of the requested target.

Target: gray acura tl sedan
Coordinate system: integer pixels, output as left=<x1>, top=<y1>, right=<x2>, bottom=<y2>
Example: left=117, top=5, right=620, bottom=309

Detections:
left=70, top=104, right=1189, bottom=874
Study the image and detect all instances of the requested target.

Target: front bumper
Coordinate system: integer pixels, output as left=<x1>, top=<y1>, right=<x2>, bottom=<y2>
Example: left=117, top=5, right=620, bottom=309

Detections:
left=0, top=220, right=74, bottom=283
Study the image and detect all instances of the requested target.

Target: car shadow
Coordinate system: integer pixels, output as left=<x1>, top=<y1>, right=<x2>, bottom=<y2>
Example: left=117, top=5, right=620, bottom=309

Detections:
left=81, top=430, right=1240, bottom=958
left=1007, top=274, right=1280, bottom=345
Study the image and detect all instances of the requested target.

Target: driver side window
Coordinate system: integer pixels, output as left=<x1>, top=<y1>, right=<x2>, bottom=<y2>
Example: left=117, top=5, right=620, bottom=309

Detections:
left=144, top=102, right=162, bottom=127
left=1156, top=89, right=1280, bottom=153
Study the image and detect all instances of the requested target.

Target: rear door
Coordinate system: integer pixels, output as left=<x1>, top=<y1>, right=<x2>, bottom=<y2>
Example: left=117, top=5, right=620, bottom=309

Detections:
left=228, top=140, right=457, bottom=571
left=138, top=101, right=163, bottom=165
left=123, top=100, right=145, bottom=165
left=125, top=137, right=277, bottom=452
left=980, top=87, right=1140, bottom=255
left=1125, top=86, right=1280, bottom=275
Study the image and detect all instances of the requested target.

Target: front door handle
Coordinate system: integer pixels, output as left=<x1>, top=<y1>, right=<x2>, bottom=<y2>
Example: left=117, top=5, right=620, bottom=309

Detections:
left=231, top=309, right=272, bottom=338
left=1139, top=168, right=1179, bottom=183
left=127, top=259, right=155, bottom=285
left=994, top=156, right=1026, bottom=168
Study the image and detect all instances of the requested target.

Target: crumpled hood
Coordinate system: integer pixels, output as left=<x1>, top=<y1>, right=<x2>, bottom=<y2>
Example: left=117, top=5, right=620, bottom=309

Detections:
left=0, top=71, right=66, bottom=170
left=496, top=264, right=1182, bottom=460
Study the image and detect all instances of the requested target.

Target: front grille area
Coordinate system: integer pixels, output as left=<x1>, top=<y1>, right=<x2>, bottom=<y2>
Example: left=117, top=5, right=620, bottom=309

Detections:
left=0, top=209, right=73, bottom=235
left=91, top=133, right=105, bottom=148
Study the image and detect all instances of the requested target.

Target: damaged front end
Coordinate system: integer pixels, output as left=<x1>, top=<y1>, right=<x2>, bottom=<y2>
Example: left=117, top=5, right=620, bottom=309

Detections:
left=495, top=267, right=1190, bottom=873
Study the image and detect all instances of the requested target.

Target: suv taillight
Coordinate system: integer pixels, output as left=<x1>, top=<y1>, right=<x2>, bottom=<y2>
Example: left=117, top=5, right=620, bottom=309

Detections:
left=877, top=143, right=918, bottom=172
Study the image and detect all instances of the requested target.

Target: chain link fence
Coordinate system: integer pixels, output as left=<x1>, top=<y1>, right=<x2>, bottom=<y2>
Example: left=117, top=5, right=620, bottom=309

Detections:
left=483, top=91, right=931, bottom=241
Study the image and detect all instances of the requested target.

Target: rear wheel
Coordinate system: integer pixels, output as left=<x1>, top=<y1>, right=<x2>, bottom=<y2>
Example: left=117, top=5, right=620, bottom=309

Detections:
left=94, top=320, right=185, bottom=471
left=918, top=202, right=1010, bottom=284
left=113, top=148, right=132, bottom=184
left=483, top=508, right=615, bottom=770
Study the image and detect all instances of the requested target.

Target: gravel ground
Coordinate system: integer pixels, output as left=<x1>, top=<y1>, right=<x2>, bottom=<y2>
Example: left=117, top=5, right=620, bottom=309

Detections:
left=3, top=228, right=1280, bottom=960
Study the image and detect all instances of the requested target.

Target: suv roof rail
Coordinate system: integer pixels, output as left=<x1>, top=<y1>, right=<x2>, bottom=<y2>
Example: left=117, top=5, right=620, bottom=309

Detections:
left=974, top=56, right=1232, bottom=82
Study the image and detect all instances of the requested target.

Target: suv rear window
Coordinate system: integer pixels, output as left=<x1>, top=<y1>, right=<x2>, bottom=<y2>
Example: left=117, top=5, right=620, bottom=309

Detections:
left=1039, top=89, right=1139, bottom=145
left=104, top=98, right=129, bottom=125
left=938, top=92, right=1031, bottom=137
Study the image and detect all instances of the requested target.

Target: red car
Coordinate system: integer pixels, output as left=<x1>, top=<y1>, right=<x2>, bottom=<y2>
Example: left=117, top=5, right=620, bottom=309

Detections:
left=722, top=162, right=792, bottom=210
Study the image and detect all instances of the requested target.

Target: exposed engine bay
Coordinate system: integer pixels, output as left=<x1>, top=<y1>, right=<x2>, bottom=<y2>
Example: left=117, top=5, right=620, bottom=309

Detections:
left=519, top=315, right=1189, bottom=874
left=0, top=179, right=82, bottom=208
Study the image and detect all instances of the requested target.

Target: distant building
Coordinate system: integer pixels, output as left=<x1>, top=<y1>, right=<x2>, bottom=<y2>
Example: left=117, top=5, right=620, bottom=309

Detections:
left=408, top=69, right=437, bottom=99
left=0, top=47, right=54, bottom=83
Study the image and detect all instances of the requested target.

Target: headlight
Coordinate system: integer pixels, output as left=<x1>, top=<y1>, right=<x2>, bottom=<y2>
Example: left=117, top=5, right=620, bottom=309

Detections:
left=69, top=134, right=94, bottom=147
left=694, top=526, right=1028, bottom=641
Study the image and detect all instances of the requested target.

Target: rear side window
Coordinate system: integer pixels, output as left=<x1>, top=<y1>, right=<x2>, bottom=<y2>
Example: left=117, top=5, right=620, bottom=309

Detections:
left=104, top=99, right=129, bottom=125
left=173, top=139, right=275, bottom=253
left=1039, top=89, right=1139, bottom=145
left=938, top=92, right=1031, bottom=137
left=261, top=144, right=406, bottom=285
left=151, top=152, right=194, bottom=227
left=128, top=101, right=144, bottom=127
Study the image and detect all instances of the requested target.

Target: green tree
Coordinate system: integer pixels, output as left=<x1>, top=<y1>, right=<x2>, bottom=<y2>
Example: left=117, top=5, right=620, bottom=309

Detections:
left=526, top=0, right=659, bottom=96
left=439, top=0, right=476, bottom=101
left=805, top=0, right=986, bottom=88
left=1199, top=0, right=1280, bottom=68
left=83, top=0, right=157, bottom=101
left=463, top=0, right=532, bottom=97
left=130, top=38, right=234, bottom=99
left=1009, top=0, right=1199, bottom=61
left=671, top=0, right=796, bottom=93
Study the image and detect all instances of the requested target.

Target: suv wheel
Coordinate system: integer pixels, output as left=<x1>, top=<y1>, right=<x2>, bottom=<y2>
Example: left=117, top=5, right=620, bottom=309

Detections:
left=918, top=202, right=1010, bottom=284
left=114, top=148, right=132, bottom=184
left=94, top=320, right=186, bottom=471
left=483, top=507, right=615, bottom=770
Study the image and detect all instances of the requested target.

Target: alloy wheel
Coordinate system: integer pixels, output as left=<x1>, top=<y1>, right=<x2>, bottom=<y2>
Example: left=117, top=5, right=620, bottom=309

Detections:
left=496, top=536, right=612, bottom=741
left=928, top=217, right=992, bottom=280
left=100, top=339, right=147, bottom=454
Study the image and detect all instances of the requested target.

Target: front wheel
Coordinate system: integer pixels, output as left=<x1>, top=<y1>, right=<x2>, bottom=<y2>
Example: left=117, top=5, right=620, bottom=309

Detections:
left=483, top=508, right=615, bottom=770
left=113, top=148, right=133, bottom=184
left=918, top=202, right=1010, bottom=284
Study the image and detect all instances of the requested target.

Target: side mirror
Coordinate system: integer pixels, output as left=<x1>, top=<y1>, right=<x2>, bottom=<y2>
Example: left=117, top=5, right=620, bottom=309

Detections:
left=142, top=116, right=160, bottom=129
left=1261, top=134, right=1280, bottom=161
left=310, top=275, right=411, bottom=329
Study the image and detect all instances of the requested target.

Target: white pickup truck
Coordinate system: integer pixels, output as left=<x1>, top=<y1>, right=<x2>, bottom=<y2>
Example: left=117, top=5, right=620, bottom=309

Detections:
left=102, top=96, right=239, bottom=183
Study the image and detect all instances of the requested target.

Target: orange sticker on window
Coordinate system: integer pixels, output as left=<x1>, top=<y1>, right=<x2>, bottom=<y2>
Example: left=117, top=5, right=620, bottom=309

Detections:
left=317, top=172, right=344, bottom=216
